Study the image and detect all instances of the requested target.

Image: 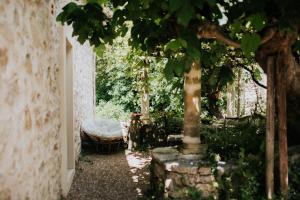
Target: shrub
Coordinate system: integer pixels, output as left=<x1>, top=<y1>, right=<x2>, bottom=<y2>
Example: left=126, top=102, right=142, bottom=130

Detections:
left=202, top=115, right=266, bottom=161
left=95, top=100, right=130, bottom=121
left=203, top=116, right=266, bottom=199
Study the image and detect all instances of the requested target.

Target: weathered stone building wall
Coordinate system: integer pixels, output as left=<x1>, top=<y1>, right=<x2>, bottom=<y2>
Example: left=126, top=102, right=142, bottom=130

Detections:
left=64, top=26, right=96, bottom=157
left=226, top=69, right=266, bottom=117
left=73, top=40, right=96, bottom=156
left=0, top=0, right=95, bottom=199
left=243, top=72, right=266, bottom=115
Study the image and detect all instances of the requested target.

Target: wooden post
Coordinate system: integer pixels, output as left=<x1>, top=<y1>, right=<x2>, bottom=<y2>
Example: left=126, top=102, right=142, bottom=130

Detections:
left=276, top=56, right=288, bottom=199
left=266, top=57, right=275, bottom=199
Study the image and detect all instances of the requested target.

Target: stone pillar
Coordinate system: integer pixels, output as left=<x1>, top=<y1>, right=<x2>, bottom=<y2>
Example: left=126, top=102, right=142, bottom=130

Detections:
left=182, top=62, right=205, bottom=155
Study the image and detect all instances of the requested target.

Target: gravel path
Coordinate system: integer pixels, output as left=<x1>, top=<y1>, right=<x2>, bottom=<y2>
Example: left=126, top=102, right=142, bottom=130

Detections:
left=64, top=150, right=151, bottom=200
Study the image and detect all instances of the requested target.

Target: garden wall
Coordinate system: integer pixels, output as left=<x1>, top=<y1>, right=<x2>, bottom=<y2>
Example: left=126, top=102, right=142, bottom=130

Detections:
left=0, top=0, right=95, bottom=199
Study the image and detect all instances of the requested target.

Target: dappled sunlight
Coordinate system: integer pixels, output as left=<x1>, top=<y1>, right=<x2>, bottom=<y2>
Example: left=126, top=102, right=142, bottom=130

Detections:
left=124, top=150, right=152, bottom=196
left=125, top=150, right=151, bottom=169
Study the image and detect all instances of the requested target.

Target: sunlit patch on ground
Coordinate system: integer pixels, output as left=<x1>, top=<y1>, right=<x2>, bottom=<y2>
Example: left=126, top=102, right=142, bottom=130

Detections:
left=125, top=150, right=152, bottom=196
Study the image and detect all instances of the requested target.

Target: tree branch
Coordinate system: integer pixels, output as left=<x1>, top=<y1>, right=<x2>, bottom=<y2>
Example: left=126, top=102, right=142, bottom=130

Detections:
left=197, top=23, right=276, bottom=49
left=197, top=23, right=241, bottom=48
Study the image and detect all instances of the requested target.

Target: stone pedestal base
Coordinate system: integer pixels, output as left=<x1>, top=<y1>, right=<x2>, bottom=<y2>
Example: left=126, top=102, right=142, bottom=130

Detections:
left=151, top=147, right=218, bottom=199
left=182, top=143, right=208, bottom=158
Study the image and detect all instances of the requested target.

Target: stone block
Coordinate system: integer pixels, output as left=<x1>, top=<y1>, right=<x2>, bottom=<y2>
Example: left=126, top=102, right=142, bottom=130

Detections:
left=152, top=147, right=179, bottom=163
left=198, top=167, right=212, bottom=175
left=171, top=163, right=199, bottom=174
left=196, top=183, right=217, bottom=197
left=153, top=162, right=165, bottom=178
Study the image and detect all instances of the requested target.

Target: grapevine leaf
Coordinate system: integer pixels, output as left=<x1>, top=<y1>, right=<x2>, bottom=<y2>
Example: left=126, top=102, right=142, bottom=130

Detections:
left=240, top=33, right=261, bottom=57
left=169, top=0, right=183, bottom=12
left=177, top=2, right=194, bottom=26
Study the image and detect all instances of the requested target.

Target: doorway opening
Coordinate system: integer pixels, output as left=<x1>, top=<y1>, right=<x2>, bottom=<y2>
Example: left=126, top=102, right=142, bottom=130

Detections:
left=61, top=38, right=75, bottom=197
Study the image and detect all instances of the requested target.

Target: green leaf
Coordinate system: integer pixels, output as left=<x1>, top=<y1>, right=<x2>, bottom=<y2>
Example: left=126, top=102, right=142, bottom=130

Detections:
left=208, top=68, right=219, bottom=86
left=253, top=68, right=262, bottom=81
left=95, top=44, right=106, bottom=56
left=169, top=0, right=184, bottom=12
left=165, top=38, right=187, bottom=51
left=56, top=2, right=79, bottom=23
left=193, top=1, right=204, bottom=9
left=230, top=19, right=243, bottom=35
left=219, top=66, right=235, bottom=85
left=186, top=47, right=200, bottom=61
left=206, top=0, right=216, bottom=6
left=56, top=12, right=65, bottom=22
left=91, top=35, right=101, bottom=46
left=240, top=33, right=261, bottom=57
left=248, top=14, right=266, bottom=31
left=174, top=62, right=184, bottom=76
left=164, top=60, right=174, bottom=80
left=78, top=35, right=86, bottom=44
left=63, top=2, right=79, bottom=15
left=177, top=2, right=194, bottom=26
left=164, top=59, right=185, bottom=79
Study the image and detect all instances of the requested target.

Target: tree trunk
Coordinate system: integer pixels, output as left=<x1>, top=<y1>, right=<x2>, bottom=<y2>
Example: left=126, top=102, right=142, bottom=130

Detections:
left=182, top=61, right=204, bottom=155
left=266, top=57, right=275, bottom=200
left=255, top=29, right=300, bottom=145
left=276, top=54, right=288, bottom=199
left=141, top=67, right=150, bottom=124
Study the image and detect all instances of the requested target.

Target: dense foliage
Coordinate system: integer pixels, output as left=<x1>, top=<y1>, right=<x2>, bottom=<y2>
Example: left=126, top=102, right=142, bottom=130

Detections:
left=95, top=35, right=257, bottom=121
left=203, top=116, right=300, bottom=200
left=95, top=35, right=185, bottom=118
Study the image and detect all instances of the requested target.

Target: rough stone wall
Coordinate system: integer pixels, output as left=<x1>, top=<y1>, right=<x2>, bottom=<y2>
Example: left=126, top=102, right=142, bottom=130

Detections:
left=0, top=0, right=95, bottom=199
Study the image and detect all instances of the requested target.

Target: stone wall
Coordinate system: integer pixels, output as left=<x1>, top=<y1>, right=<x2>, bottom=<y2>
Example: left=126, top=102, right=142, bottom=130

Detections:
left=0, top=0, right=95, bottom=199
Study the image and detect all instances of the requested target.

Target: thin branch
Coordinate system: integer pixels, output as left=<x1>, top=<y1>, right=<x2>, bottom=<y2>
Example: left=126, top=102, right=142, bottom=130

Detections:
left=239, top=65, right=267, bottom=89
left=261, top=28, right=276, bottom=44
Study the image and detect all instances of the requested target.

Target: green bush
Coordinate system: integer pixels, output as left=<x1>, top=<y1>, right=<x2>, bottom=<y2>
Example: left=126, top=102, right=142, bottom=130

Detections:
left=204, top=116, right=299, bottom=200
left=289, top=156, right=300, bottom=199
left=95, top=100, right=130, bottom=121
left=202, top=115, right=266, bottom=160
left=203, top=116, right=266, bottom=199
